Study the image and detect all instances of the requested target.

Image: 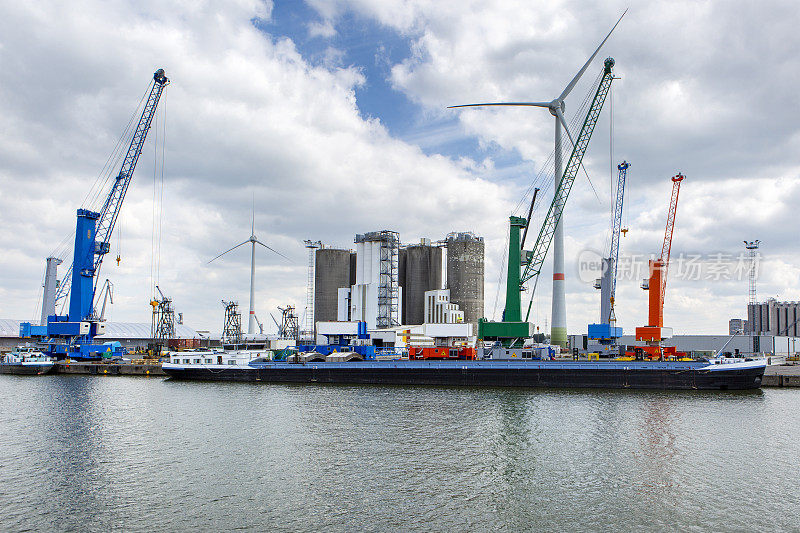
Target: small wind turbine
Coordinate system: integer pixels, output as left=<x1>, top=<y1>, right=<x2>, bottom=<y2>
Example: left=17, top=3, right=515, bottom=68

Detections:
left=448, top=9, right=626, bottom=347
left=209, top=206, right=290, bottom=336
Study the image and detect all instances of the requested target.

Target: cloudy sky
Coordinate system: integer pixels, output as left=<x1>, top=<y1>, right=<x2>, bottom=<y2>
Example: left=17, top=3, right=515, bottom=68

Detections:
left=2, top=0, right=799, bottom=336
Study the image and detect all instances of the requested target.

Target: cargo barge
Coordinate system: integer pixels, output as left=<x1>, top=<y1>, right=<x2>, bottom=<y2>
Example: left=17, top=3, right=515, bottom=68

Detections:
left=162, top=358, right=766, bottom=390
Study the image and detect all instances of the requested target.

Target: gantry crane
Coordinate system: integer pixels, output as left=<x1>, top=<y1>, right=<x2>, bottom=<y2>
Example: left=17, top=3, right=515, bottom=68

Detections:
left=479, top=58, right=617, bottom=342
left=635, top=173, right=685, bottom=358
left=588, top=160, right=629, bottom=346
left=20, top=69, right=169, bottom=359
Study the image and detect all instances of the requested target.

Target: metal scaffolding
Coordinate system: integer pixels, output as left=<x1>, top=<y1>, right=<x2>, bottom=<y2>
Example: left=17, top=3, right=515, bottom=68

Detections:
left=376, top=231, right=400, bottom=328
left=222, top=300, right=242, bottom=344
left=150, top=286, right=175, bottom=351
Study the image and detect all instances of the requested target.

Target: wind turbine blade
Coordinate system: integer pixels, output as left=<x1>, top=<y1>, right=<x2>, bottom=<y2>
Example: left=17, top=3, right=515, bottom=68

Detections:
left=448, top=102, right=551, bottom=109
left=207, top=240, right=249, bottom=264
left=555, top=108, right=578, bottom=147
left=255, top=240, right=293, bottom=262
left=558, top=8, right=626, bottom=101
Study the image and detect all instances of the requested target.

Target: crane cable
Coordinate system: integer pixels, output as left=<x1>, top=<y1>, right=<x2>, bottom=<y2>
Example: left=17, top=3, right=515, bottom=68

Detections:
left=150, top=87, right=168, bottom=300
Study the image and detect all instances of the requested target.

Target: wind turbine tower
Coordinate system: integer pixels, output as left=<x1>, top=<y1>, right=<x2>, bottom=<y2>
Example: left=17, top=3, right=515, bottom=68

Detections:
left=209, top=210, right=290, bottom=336
left=449, top=11, right=626, bottom=347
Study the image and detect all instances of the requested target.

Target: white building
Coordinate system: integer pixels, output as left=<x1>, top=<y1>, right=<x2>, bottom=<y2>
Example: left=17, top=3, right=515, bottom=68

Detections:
left=339, top=231, right=402, bottom=330
left=424, top=289, right=464, bottom=324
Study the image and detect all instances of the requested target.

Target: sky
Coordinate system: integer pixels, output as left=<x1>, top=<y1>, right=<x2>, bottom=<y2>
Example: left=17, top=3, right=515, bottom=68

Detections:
left=2, top=0, right=800, bottom=336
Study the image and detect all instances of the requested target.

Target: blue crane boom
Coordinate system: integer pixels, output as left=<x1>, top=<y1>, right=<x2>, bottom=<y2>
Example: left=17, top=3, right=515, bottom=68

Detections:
left=608, top=160, right=629, bottom=317
left=95, top=69, right=169, bottom=276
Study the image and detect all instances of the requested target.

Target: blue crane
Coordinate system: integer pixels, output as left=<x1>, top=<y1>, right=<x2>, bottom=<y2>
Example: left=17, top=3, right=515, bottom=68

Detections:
left=588, top=160, right=629, bottom=345
left=20, top=69, right=169, bottom=359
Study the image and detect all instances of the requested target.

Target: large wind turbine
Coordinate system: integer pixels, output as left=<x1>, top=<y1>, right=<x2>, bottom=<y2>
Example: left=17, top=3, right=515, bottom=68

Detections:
left=449, top=10, right=626, bottom=347
left=209, top=209, right=290, bottom=335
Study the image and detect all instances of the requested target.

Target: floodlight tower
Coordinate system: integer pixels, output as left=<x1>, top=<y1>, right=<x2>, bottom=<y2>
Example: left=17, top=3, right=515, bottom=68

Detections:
left=744, top=240, right=760, bottom=305
left=303, top=239, right=322, bottom=342
left=449, top=10, right=626, bottom=347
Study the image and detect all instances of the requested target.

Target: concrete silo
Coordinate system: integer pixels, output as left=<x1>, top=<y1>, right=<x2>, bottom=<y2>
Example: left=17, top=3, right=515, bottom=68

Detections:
left=446, top=232, right=484, bottom=326
left=400, top=241, right=443, bottom=325
left=314, top=248, right=353, bottom=324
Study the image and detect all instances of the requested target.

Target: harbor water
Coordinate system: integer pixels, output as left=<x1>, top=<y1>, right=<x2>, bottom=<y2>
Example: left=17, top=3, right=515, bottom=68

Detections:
left=1, top=375, right=798, bottom=531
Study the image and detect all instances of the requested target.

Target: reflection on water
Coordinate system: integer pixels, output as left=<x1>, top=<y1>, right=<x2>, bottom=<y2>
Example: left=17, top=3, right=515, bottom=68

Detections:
left=0, top=376, right=796, bottom=532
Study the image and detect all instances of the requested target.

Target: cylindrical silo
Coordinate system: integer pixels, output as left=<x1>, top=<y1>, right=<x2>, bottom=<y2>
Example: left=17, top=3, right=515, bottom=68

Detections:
left=315, top=248, right=352, bottom=324
left=446, top=232, right=484, bottom=326
left=401, top=243, right=443, bottom=325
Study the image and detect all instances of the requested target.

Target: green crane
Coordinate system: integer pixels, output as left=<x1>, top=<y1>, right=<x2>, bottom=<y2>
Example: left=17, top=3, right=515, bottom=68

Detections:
left=480, top=58, right=616, bottom=342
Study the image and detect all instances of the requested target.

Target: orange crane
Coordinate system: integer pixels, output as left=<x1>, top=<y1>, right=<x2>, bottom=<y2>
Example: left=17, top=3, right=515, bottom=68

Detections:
left=635, top=173, right=685, bottom=358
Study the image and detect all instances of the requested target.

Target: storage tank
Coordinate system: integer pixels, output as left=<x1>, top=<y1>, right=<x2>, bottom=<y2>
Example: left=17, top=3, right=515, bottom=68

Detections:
left=446, top=232, right=484, bottom=326
left=400, top=242, right=443, bottom=325
left=315, top=248, right=353, bottom=324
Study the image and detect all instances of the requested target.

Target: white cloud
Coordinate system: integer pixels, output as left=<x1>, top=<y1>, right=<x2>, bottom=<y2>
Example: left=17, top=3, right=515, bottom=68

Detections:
left=0, top=0, right=512, bottom=332
left=4, top=0, right=800, bottom=339
left=313, top=0, right=800, bottom=335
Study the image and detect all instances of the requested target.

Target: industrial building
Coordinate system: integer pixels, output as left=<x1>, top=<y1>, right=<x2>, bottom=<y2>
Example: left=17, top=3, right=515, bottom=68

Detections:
left=747, top=298, right=800, bottom=336
left=445, top=232, right=485, bottom=327
left=338, top=231, right=403, bottom=330
left=318, top=229, right=485, bottom=332
left=729, top=318, right=749, bottom=335
left=424, top=289, right=464, bottom=324
left=314, top=247, right=355, bottom=324
left=399, top=239, right=443, bottom=325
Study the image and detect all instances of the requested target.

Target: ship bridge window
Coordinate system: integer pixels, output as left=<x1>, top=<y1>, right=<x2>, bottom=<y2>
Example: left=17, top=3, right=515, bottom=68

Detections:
left=194, top=358, right=201, bottom=364
left=205, top=359, right=212, bottom=364
left=228, top=360, right=236, bottom=365
left=183, top=359, right=190, bottom=364
left=523, top=351, right=532, bottom=359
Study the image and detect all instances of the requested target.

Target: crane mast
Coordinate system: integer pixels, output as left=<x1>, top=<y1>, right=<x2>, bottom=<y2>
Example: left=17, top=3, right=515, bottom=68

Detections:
left=635, top=173, right=684, bottom=358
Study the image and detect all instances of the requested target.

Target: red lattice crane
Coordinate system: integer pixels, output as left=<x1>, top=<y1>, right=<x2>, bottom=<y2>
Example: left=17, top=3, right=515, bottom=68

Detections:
left=635, top=173, right=685, bottom=357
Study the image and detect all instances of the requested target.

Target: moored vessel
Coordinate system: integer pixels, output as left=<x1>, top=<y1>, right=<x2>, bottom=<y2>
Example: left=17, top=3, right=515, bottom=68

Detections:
left=162, top=357, right=766, bottom=390
left=1, top=346, right=56, bottom=376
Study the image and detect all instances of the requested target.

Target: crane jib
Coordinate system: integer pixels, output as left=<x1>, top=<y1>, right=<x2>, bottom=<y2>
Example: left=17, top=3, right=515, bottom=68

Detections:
left=520, top=59, right=615, bottom=289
